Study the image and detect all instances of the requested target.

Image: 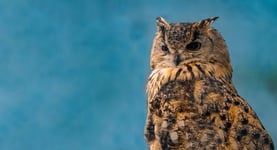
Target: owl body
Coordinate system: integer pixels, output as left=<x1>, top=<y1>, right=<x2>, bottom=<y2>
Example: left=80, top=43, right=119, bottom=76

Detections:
left=144, top=17, right=274, bottom=150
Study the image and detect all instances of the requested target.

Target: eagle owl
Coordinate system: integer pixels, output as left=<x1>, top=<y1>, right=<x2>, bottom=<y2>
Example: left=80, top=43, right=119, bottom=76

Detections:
left=144, top=17, right=274, bottom=150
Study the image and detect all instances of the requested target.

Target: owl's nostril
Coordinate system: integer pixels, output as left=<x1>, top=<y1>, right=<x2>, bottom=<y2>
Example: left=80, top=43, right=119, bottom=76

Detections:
left=174, top=54, right=181, bottom=66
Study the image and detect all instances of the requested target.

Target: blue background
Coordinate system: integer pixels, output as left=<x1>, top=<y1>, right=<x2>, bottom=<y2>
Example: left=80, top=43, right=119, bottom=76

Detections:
left=0, top=0, right=276, bottom=149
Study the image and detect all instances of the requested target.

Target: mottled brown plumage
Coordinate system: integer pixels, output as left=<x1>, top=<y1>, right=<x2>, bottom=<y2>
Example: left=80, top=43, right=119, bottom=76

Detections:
left=144, top=17, right=274, bottom=150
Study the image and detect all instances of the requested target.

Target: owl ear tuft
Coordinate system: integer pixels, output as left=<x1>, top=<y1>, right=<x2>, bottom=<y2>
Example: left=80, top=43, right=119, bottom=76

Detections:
left=156, top=17, right=170, bottom=31
left=197, top=16, right=219, bottom=28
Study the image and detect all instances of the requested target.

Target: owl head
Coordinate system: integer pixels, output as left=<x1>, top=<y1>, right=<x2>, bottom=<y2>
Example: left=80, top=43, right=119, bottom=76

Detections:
left=150, top=17, right=231, bottom=72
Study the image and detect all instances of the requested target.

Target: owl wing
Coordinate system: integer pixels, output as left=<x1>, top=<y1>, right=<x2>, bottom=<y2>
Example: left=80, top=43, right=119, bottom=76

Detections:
left=222, top=95, right=274, bottom=150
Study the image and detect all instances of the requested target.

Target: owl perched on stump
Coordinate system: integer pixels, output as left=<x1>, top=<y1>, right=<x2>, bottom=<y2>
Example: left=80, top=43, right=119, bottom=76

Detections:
left=144, top=17, right=274, bottom=150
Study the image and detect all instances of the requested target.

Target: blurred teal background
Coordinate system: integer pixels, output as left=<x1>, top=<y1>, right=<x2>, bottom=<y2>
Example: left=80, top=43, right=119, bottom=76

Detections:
left=0, top=0, right=276, bottom=149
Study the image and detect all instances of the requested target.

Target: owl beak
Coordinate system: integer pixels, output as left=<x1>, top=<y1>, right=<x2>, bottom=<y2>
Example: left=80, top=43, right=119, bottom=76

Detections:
left=174, top=54, right=181, bottom=66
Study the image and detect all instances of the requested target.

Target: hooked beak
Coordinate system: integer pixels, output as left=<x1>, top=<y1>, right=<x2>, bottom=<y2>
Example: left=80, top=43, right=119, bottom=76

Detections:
left=174, top=54, right=181, bottom=66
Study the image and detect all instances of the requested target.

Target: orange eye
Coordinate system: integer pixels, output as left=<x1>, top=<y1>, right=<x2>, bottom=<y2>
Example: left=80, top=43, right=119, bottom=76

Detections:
left=186, top=42, right=201, bottom=51
left=161, top=45, right=169, bottom=52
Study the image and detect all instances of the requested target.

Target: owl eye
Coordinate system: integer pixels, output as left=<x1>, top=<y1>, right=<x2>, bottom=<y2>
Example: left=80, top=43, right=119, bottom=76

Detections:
left=161, top=45, right=169, bottom=53
left=186, top=42, right=201, bottom=51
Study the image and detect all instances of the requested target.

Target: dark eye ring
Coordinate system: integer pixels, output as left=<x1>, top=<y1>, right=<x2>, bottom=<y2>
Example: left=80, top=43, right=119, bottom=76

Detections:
left=161, top=45, right=169, bottom=52
left=186, top=42, right=201, bottom=51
